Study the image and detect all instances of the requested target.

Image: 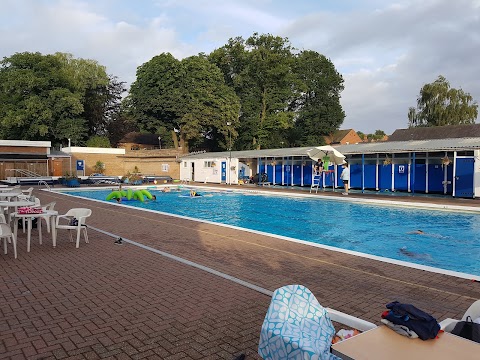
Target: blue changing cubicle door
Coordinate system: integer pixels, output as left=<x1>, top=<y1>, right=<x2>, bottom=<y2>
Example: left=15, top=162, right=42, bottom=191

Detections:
left=394, top=164, right=408, bottom=191
left=275, top=165, right=283, bottom=185
left=336, top=168, right=344, bottom=188
left=350, top=164, right=362, bottom=189
left=267, top=165, right=274, bottom=183
left=455, top=158, right=474, bottom=198
left=446, top=164, right=454, bottom=194
left=293, top=165, right=302, bottom=185
left=428, top=164, right=444, bottom=192
left=259, top=164, right=267, bottom=182
left=378, top=164, right=392, bottom=190
left=284, top=165, right=291, bottom=185
left=414, top=164, right=427, bottom=192
left=303, top=164, right=313, bottom=185
left=364, top=165, right=377, bottom=189
left=221, top=162, right=227, bottom=182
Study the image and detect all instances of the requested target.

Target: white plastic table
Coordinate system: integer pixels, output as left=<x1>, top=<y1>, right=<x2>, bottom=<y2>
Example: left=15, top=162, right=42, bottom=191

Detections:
left=331, top=325, right=479, bottom=360
left=12, top=210, right=58, bottom=252
left=0, top=200, right=35, bottom=224
left=0, top=192, right=22, bottom=199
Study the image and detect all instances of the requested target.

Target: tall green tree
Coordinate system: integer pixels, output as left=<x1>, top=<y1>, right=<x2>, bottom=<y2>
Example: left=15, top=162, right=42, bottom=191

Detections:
left=210, top=33, right=296, bottom=149
left=55, top=53, right=125, bottom=138
left=291, top=50, right=345, bottom=146
left=408, top=75, right=478, bottom=127
left=127, top=53, right=240, bottom=151
left=209, top=33, right=345, bottom=149
left=0, top=52, right=124, bottom=146
left=0, top=52, right=85, bottom=143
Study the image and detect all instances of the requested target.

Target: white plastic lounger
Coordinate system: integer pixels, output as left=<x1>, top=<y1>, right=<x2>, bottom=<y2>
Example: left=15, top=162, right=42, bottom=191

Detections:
left=439, top=299, right=480, bottom=332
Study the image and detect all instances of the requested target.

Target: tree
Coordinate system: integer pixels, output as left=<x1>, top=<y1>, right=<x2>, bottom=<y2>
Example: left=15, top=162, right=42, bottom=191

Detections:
left=126, top=53, right=240, bottom=151
left=93, top=160, right=105, bottom=174
left=209, top=34, right=345, bottom=149
left=367, top=130, right=386, bottom=141
left=209, top=34, right=296, bottom=149
left=55, top=53, right=126, bottom=138
left=86, top=135, right=111, bottom=147
left=408, top=75, right=478, bottom=127
left=291, top=50, right=345, bottom=146
left=0, top=52, right=124, bottom=146
left=0, top=52, right=85, bottom=143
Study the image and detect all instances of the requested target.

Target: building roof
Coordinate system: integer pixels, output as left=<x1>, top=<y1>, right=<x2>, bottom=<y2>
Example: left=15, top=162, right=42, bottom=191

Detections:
left=335, top=137, right=480, bottom=154
left=118, top=132, right=160, bottom=146
left=388, top=124, right=480, bottom=141
left=181, top=137, right=480, bottom=160
left=0, top=140, right=51, bottom=147
left=331, top=129, right=352, bottom=143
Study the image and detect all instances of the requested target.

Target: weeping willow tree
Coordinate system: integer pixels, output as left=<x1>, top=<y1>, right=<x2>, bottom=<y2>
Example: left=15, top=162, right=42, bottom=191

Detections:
left=408, top=75, right=478, bottom=127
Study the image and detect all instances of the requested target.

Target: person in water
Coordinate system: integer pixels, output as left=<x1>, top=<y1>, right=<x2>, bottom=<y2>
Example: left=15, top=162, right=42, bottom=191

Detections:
left=116, top=197, right=122, bottom=203
left=408, top=230, right=424, bottom=235
left=152, top=195, right=157, bottom=200
left=190, top=190, right=201, bottom=197
left=399, top=247, right=431, bottom=260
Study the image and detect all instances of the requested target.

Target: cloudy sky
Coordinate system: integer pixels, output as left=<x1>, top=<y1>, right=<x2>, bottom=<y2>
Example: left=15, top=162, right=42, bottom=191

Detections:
left=1, top=0, right=479, bottom=134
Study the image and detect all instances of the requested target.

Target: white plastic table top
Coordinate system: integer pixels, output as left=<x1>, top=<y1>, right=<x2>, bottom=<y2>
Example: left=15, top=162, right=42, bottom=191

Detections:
left=331, top=325, right=479, bottom=360
left=0, top=192, right=23, bottom=198
left=0, top=200, right=35, bottom=207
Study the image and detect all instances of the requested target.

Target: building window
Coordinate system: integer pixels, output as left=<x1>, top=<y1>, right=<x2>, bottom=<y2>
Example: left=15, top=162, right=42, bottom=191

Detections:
left=162, top=164, right=169, bottom=172
left=204, top=161, right=214, bottom=168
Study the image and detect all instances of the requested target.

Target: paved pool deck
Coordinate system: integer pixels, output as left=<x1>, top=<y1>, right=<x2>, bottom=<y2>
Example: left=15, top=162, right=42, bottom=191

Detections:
left=1, top=185, right=480, bottom=359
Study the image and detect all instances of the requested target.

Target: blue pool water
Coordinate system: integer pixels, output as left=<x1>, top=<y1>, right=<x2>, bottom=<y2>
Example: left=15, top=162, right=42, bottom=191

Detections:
left=64, top=188, right=480, bottom=277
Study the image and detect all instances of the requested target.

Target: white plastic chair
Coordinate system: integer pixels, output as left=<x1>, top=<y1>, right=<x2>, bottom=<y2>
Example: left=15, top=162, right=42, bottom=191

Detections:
left=0, top=223, right=17, bottom=258
left=440, top=300, right=480, bottom=332
left=55, top=208, right=92, bottom=248
left=17, top=187, right=34, bottom=201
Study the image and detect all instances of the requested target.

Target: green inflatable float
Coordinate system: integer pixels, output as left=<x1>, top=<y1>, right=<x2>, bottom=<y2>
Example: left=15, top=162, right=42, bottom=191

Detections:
left=106, top=190, right=126, bottom=200
left=106, top=189, right=153, bottom=202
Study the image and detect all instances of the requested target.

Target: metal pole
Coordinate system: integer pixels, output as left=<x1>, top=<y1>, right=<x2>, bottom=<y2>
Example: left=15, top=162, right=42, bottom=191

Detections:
left=412, top=152, right=416, bottom=194
left=68, top=138, right=72, bottom=175
left=362, top=153, right=365, bottom=193
left=229, top=129, right=232, bottom=185
left=227, top=122, right=232, bottom=185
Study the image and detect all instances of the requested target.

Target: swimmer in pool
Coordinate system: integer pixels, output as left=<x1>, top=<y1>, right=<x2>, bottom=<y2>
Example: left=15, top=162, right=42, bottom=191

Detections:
left=399, top=247, right=431, bottom=260
left=190, top=190, right=201, bottom=197
left=407, top=230, right=424, bottom=235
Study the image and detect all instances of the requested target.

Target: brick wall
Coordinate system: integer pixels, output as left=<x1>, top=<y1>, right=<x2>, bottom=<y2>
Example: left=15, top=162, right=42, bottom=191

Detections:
left=68, top=149, right=181, bottom=179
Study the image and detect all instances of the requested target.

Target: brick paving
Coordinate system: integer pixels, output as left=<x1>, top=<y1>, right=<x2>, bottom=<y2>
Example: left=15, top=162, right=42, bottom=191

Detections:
left=1, top=185, right=480, bottom=359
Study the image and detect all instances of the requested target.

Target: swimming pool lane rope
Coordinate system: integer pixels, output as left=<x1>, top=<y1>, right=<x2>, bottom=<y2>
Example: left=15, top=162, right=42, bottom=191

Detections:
left=45, top=192, right=478, bottom=301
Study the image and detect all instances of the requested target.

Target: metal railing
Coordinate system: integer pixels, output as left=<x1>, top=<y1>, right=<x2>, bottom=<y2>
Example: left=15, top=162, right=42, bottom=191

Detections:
left=38, top=180, right=51, bottom=190
left=6, top=169, right=43, bottom=178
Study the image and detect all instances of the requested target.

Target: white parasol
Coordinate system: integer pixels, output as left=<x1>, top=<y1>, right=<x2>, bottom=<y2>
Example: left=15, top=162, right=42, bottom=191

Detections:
left=307, top=145, right=346, bottom=165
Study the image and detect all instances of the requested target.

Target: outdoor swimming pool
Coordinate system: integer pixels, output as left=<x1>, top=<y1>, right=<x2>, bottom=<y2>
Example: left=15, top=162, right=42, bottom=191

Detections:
left=63, top=188, right=480, bottom=278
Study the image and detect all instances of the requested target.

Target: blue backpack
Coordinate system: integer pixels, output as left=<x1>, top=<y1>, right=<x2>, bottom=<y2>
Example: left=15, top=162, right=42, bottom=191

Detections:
left=384, top=301, right=440, bottom=340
